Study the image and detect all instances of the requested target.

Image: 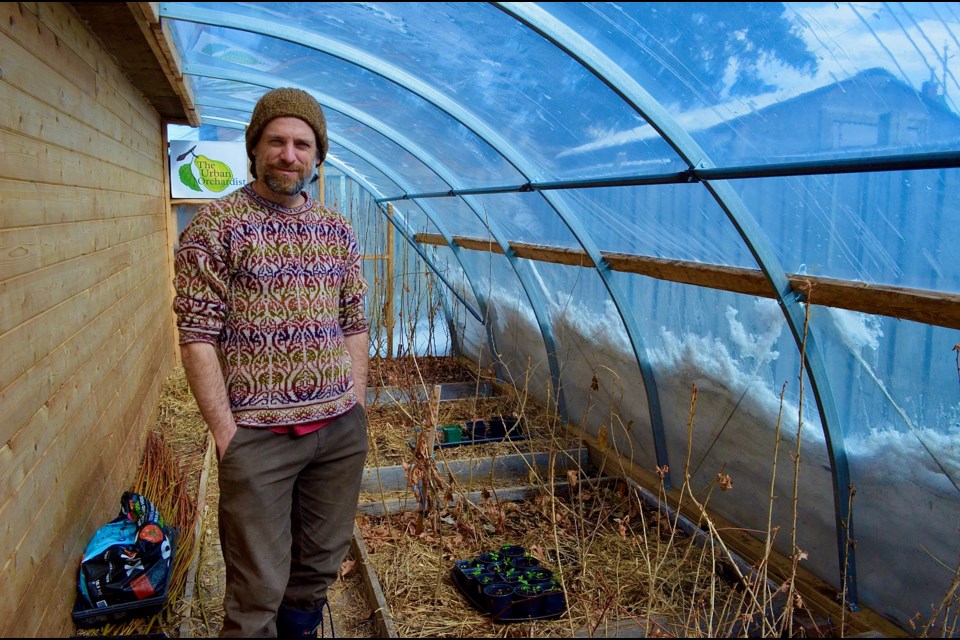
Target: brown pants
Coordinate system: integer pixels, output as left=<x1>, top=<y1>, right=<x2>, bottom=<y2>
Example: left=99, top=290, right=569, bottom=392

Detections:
left=216, top=404, right=369, bottom=637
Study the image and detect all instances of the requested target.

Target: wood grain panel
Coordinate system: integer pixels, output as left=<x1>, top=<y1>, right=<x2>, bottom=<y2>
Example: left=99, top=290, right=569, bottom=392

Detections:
left=1, top=321, right=170, bottom=635
left=0, top=284, right=168, bottom=598
left=0, top=215, right=164, bottom=282
left=0, top=230, right=163, bottom=335
left=0, top=84, right=163, bottom=179
left=24, top=3, right=166, bottom=136
left=0, top=2, right=97, bottom=98
left=31, top=2, right=103, bottom=84
left=0, top=247, right=165, bottom=501
left=0, top=129, right=164, bottom=196
left=0, top=4, right=175, bottom=636
left=0, top=249, right=160, bottom=441
left=0, top=25, right=159, bottom=159
left=0, top=248, right=165, bottom=523
left=0, top=179, right=159, bottom=228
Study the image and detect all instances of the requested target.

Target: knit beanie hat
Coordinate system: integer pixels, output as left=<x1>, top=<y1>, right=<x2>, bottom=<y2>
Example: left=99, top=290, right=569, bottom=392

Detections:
left=246, top=88, right=329, bottom=169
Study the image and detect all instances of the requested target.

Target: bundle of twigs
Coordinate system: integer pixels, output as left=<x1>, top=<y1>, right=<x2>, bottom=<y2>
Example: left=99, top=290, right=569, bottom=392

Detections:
left=76, top=369, right=205, bottom=637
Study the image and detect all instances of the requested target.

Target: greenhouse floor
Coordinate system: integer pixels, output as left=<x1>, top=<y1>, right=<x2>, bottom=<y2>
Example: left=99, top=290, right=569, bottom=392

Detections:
left=79, top=356, right=908, bottom=638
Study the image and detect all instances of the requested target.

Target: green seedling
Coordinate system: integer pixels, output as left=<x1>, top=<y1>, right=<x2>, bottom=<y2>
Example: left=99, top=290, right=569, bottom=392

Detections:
left=516, top=582, right=543, bottom=595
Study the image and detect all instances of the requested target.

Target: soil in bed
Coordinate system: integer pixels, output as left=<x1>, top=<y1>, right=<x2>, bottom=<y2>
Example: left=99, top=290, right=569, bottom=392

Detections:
left=369, top=355, right=479, bottom=388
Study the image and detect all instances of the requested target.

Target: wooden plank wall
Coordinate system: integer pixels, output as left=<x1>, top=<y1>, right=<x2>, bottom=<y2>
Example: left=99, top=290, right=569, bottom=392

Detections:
left=0, top=3, right=175, bottom=636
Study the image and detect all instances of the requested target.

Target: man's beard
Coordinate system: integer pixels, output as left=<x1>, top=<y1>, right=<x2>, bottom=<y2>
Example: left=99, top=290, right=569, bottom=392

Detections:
left=261, top=164, right=309, bottom=197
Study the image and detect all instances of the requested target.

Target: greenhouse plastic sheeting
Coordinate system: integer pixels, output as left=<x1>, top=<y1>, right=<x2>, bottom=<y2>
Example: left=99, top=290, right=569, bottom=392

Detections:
left=163, top=2, right=960, bottom=631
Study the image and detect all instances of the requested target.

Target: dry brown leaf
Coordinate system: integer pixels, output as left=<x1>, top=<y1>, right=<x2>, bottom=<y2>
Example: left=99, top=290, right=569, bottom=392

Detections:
left=717, top=472, right=733, bottom=491
left=339, top=558, right=357, bottom=578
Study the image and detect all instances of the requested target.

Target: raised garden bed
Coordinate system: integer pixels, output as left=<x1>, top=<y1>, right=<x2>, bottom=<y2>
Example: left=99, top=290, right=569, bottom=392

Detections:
left=350, top=357, right=843, bottom=639
left=369, top=355, right=480, bottom=388
left=350, top=468, right=849, bottom=638
left=364, top=385, right=579, bottom=467
left=358, top=448, right=592, bottom=516
left=351, top=477, right=749, bottom=637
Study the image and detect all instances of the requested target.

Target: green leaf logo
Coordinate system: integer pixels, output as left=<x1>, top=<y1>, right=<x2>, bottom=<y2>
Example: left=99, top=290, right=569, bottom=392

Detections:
left=179, top=162, right=202, bottom=192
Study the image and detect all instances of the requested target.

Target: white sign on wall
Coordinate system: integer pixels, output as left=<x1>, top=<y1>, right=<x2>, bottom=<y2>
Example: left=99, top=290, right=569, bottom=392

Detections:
left=169, top=140, right=247, bottom=199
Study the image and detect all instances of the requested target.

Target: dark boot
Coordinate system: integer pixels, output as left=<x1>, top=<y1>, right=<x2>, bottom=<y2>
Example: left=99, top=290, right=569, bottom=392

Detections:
left=276, top=604, right=324, bottom=638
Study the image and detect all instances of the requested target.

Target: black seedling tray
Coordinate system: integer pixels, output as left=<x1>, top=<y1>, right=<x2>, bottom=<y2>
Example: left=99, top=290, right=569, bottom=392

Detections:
left=409, top=416, right=526, bottom=450
left=450, top=566, right=566, bottom=623
left=408, top=432, right=528, bottom=450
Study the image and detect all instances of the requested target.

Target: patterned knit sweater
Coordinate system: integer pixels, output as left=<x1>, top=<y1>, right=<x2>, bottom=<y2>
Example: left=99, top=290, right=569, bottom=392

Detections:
left=173, top=185, right=368, bottom=427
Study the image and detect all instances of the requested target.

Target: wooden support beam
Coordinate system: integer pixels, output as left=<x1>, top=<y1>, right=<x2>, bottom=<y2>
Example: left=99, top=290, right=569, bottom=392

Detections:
left=414, top=232, right=960, bottom=330
left=350, top=523, right=398, bottom=638
left=317, top=163, right=325, bottom=205
left=160, top=123, right=181, bottom=367
left=385, top=205, right=396, bottom=357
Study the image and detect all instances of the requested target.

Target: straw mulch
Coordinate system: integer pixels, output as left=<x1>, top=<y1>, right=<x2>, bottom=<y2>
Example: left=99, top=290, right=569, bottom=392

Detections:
left=355, top=477, right=752, bottom=637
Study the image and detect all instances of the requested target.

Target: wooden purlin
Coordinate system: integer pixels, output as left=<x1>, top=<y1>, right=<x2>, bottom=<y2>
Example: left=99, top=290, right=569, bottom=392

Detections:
left=415, top=232, right=960, bottom=330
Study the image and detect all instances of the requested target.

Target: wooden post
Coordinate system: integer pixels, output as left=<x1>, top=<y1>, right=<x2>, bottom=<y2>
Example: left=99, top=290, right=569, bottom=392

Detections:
left=385, top=204, right=396, bottom=357
left=161, top=123, right=182, bottom=366
left=317, top=163, right=325, bottom=205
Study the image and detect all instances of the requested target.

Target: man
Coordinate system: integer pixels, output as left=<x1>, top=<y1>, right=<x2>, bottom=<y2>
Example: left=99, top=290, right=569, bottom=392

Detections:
left=173, top=87, right=369, bottom=637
